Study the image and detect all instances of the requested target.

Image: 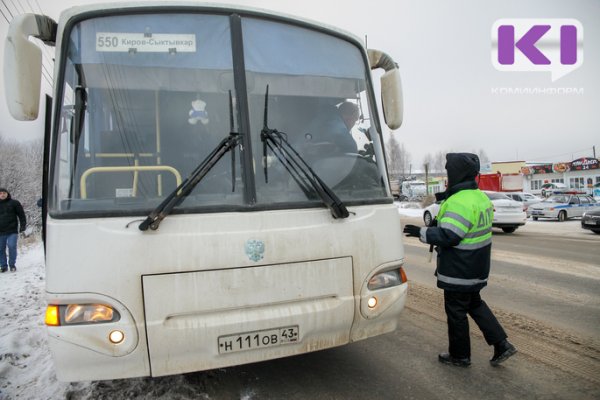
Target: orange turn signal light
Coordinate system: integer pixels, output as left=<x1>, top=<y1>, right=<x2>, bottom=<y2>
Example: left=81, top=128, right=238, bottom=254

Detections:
left=399, top=267, right=408, bottom=283
left=45, top=305, right=60, bottom=326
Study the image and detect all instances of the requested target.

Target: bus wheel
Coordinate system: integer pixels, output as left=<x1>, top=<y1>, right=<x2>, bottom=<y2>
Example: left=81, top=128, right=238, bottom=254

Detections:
left=558, top=210, right=567, bottom=222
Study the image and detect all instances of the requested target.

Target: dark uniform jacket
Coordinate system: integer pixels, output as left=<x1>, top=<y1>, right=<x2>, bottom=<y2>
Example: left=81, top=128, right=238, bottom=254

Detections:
left=421, top=154, right=493, bottom=292
left=0, top=189, right=27, bottom=235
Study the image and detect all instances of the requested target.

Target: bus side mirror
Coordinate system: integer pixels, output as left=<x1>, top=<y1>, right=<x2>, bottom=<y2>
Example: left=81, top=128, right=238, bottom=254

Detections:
left=3, top=14, right=56, bottom=121
left=380, top=68, right=403, bottom=130
left=368, top=49, right=403, bottom=130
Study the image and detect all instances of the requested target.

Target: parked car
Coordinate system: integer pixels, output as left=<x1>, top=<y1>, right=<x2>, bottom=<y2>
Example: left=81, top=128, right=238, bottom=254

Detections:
left=593, top=182, right=600, bottom=201
left=505, top=192, right=543, bottom=216
left=528, top=194, right=599, bottom=221
left=423, top=191, right=526, bottom=233
left=581, top=208, right=600, bottom=234
left=423, top=202, right=440, bottom=227
left=484, top=191, right=527, bottom=232
left=538, top=182, right=568, bottom=197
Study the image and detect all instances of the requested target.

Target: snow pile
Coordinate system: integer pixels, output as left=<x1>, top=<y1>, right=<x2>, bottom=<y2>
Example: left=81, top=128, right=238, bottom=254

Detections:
left=395, top=201, right=424, bottom=218
left=0, top=240, right=72, bottom=399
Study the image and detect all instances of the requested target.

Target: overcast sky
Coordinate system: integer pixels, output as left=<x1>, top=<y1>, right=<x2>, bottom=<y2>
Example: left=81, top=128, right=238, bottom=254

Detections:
left=0, top=0, right=598, bottom=167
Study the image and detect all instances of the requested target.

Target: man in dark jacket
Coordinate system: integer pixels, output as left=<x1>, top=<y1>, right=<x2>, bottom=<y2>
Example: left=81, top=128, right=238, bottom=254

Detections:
left=403, top=153, right=516, bottom=367
left=0, top=187, right=27, bottom=272
left=303, top=102, right=359, bottom=154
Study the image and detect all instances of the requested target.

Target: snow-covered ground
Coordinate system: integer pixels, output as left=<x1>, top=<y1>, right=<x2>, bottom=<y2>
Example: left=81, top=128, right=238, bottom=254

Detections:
left=0, top=240, right=74, bottom=399
left=393, top=201, right=425, bottom=218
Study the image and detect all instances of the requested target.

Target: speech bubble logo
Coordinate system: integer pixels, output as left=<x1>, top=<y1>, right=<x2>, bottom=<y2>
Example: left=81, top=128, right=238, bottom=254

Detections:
left=492, top=19, right=583, bottom=82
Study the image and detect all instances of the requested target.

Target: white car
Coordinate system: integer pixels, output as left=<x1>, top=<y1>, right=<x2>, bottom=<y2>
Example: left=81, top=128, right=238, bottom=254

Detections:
left=536, top=182, right=568, bottom=198
left=423, top=191, right=527, bottom=233
left=423, top=202, right=440, bottom=227
left=505, top=192, right=543, bottom=216
left=528, top=194, right=600, bottom=221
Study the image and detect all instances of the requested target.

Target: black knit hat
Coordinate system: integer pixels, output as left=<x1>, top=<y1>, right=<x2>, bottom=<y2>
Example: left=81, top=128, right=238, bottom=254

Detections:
left=0, top=188, right=8, bottom=193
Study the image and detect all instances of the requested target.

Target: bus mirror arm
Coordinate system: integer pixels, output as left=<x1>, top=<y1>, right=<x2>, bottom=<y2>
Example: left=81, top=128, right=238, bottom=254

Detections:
left=367, top=49, right=403, bottom=130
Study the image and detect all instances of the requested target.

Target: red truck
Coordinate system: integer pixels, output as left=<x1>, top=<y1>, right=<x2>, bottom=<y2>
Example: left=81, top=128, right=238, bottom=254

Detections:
left=476, top=173, right=522, bottom=192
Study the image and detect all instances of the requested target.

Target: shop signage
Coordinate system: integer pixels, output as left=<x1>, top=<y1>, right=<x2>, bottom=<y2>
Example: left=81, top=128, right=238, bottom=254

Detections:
left=521, top=164, right=553, bottom=175
left=522, top=158, right=599, bottom=174
left=552, top=162, right=571, bottom=173
left=570, top=157, right=599, bottom=171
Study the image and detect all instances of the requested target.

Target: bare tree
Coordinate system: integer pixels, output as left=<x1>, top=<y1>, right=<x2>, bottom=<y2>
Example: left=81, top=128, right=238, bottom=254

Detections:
left=0, top=135, right=44, bottom=230
left=386, top=135, right=411, bottom=179
left=421, top=150, right=451, bottom=175
left=432, top=151, right=446, bottom=174
left=475, top=148, right=490, bottom=164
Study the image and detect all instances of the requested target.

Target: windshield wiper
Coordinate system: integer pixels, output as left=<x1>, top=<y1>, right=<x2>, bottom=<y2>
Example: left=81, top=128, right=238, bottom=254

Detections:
left=139, top=92, right=240, bottom=231
left=260, top=85, right=349, bottom=219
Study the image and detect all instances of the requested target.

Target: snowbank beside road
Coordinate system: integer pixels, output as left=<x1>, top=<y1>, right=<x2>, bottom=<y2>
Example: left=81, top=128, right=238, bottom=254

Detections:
left=394, top=201, right=424, bottom=218
left=0, top=241, right=71, bottom=400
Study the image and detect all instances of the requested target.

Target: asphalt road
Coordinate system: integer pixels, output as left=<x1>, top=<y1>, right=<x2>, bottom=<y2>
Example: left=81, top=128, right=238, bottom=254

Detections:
left=68, top=216, right=600, bottom=400
left=402, top=215, right=600, bottom=337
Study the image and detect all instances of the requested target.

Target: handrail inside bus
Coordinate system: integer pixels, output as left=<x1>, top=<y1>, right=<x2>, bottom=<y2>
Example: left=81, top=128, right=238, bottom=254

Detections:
left=80, top=165, right=182, bottom=199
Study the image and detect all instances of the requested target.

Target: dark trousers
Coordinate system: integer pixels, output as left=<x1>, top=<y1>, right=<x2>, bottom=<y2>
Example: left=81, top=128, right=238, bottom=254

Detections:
left=444, top=290, right=507, bottom=358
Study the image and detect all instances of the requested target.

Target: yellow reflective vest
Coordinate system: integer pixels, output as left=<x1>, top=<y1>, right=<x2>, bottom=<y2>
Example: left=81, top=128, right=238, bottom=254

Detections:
left=427, top=189, right=493, bottom=292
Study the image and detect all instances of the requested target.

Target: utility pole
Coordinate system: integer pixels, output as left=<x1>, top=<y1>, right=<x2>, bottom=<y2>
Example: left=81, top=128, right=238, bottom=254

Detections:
left=425, top=163, right=429, bottom=195
left=594, top=145, right=596, bottom=159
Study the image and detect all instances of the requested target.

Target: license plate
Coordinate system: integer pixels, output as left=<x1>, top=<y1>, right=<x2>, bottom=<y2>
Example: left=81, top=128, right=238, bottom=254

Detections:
left=218, top=325, right=299, bottom=354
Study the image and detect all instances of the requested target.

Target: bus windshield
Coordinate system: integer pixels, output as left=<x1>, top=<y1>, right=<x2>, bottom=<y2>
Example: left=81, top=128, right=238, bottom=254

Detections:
left=50, top=12, right=388, bottom=217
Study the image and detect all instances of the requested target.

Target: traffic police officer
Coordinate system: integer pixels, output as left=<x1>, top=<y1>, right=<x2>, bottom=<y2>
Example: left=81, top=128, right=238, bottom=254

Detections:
left=404, top=153, right=517, bottom=367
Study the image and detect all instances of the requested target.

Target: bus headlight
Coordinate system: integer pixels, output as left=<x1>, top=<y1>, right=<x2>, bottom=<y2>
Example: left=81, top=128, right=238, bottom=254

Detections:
left=360, top=264, right=408, bottom=319
left=367, top=267, right=407, bottom=290
left=45, top=304, right=120, bottom=326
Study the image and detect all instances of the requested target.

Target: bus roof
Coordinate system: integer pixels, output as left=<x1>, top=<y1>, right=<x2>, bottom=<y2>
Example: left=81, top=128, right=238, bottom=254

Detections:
left=57, top=2, right=363, bottom=45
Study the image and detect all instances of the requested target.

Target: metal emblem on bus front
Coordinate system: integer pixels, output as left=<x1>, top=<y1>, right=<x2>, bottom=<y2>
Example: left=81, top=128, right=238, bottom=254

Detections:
left=245, top=239, right=265, bottom=262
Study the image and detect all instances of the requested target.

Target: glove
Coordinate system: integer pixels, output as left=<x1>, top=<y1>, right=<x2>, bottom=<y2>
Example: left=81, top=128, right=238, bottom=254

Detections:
left=430, top=218, right=438, bottom=227
left=403, top=224, right=421, bottom=237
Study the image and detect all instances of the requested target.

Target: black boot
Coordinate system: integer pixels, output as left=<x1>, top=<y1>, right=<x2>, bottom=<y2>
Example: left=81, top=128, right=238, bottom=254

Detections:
left=438, top=352, right=471, bottom=367
left=490, top=339, right=517, bottom=366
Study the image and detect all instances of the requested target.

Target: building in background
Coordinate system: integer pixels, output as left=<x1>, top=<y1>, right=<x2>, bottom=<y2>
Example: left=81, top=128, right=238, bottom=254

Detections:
left=521, top=157, right=600, bottom=196
left=402, top=157, right=600, bottom=198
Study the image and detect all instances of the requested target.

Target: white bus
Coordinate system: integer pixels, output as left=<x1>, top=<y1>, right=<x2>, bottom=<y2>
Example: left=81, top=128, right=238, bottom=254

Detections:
left=4, top=2, right=407, bottom=381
